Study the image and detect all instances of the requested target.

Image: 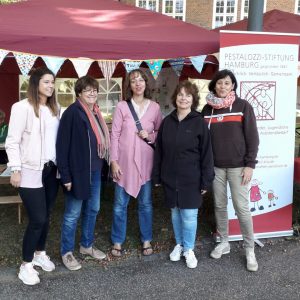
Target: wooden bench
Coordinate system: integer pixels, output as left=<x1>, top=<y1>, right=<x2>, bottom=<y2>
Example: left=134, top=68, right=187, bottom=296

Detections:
left=0, top=195, right=22, bottom=224
left=0, top=166, right=23, bottom=224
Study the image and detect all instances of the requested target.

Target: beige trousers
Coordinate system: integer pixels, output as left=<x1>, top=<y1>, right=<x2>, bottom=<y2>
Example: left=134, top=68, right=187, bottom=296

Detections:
left=212, top=167, right=254, bottom=249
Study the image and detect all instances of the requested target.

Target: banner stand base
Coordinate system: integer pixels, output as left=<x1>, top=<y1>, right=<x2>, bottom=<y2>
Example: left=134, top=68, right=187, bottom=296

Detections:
left=215, top=230, right=293, bottom=247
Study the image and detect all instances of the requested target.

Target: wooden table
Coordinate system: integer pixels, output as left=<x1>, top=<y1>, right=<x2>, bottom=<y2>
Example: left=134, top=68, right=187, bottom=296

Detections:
left=0, top=165, right=22, bottom=224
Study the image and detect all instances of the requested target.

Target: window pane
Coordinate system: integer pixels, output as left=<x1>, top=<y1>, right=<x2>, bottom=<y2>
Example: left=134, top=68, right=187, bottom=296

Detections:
left=20, top=80, right=29, bottom=92
left=175, top=0, right=183, bottom=13
left=57, top=94, right=74, bottom=108
left=20, top=92, right=27, bottom=100
left=57, top=80, right=74, bottom=93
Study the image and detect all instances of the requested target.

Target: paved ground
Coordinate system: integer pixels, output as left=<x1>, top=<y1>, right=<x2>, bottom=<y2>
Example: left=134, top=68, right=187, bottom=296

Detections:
left=0, top=237, right=299, bottom=300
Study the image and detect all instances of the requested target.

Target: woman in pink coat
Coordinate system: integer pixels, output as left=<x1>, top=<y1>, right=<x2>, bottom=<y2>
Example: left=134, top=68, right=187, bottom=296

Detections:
left=110, top=69, right=162, bottom=256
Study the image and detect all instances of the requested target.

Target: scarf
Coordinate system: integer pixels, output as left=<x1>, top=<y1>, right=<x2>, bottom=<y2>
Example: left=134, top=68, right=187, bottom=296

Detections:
left=206, top=90, right=236, bottom=109
left=78, top=100, right=110, bottom=162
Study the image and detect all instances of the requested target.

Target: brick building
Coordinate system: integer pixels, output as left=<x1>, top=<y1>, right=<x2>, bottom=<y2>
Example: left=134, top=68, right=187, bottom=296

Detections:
left=120, top=0, right=300, bottom=29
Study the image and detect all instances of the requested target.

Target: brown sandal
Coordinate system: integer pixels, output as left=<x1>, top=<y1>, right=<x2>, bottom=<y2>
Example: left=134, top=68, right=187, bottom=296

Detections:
left=142, top=246, right=153, bottom=256
left=111, top=247, right=123, bottom=257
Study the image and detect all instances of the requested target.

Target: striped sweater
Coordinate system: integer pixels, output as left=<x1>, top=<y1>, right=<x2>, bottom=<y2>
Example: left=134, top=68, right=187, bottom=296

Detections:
left=201, top=97, right=259, bottom=169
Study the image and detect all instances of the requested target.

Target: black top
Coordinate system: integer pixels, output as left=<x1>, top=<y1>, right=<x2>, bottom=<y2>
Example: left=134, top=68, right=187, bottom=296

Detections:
left=201, top=97, right=259, bottom=169
left=152, top=109, right=214, bottom=209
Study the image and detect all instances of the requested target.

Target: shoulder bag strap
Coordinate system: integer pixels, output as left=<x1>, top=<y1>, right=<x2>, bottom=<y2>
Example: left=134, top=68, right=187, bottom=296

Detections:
left=127, top=100, right=155, bottom=150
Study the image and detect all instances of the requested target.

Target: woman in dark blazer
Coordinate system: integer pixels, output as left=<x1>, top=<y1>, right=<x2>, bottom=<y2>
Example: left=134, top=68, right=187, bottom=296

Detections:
left=56, top=75, right=110, bottom=271
left=152, top=80, right=214, bottom=269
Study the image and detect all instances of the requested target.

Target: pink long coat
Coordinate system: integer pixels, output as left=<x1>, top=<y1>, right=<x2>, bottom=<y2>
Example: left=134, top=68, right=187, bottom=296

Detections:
left=110, top=100, right=162, bottom=197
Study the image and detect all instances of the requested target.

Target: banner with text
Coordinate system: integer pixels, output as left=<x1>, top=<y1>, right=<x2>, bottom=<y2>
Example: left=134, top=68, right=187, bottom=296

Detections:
left=220, top=31, right=299, bottom=239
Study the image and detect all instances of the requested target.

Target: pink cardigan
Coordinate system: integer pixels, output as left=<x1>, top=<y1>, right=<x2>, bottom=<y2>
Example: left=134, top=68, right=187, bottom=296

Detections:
left=110, top=100, right=162, bottom=197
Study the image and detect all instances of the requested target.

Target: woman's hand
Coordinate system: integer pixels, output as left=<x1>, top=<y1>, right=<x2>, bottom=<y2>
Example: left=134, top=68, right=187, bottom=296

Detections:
left=241, top=167, right=253, bottom=185
left=138, top=130, right=149, bottom=140
left=64, top=182, right=72, bottom=191
left=10, top=171, right=21, bottom=188
left=111, top=161, right=123, bottom=181
left=201, top=190, right=207, bottom=195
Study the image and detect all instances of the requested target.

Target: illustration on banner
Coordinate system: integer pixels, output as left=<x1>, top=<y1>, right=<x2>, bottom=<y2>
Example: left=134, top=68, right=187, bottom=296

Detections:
left=249, top=179, right=265, bottom=212
left=240, top=81, right=276, bottom=120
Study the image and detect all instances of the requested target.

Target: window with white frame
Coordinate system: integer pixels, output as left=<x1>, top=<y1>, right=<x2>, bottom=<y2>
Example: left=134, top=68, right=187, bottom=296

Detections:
left=162, top=0, right=186, bottom=21
left=241, top=0, right=267, bottom=20
left=296, top=0, right=300, bottom=14
left=213, top=0, right=237, bottom=29
left=136, top=0, right=159, bottom=12
left=19, top=76, right=122, bottom=123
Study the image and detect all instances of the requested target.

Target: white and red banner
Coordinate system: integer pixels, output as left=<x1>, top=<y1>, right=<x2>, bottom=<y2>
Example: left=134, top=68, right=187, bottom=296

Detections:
left=219, top=31, right=299, bottom=239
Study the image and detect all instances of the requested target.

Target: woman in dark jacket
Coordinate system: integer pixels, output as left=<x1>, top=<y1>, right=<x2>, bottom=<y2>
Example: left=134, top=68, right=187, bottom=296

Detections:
left=56, top=76, right=110, bottom=271
left=152, top=80, right=214, bottom=269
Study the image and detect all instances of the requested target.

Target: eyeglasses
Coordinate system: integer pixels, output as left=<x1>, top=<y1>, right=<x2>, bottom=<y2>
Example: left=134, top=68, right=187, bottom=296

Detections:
left=82, top=89, right=98, bottom=94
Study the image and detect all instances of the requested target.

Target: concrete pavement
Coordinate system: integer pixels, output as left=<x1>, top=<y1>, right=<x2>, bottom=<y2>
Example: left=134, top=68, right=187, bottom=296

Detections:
left=0, top=237, right=300, bottom=300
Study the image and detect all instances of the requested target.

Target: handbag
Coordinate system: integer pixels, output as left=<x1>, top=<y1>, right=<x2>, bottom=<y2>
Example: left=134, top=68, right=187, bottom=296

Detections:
left=127, top=100, right=155, bottom=150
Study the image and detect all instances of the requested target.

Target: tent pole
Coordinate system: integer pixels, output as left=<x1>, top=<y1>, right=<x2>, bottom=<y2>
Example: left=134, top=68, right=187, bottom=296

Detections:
left=247, top=0, right=264, bottom=32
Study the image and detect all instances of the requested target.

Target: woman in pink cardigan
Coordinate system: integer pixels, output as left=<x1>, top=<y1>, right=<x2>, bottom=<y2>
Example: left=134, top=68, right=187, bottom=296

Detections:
left=110, top=69, right=162, bottom=256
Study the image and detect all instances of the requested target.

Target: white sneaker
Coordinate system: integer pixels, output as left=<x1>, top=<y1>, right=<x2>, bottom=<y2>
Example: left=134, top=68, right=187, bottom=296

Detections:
left=246, top=248, right=258, bottom=272
left=18, top=262, right=40, bottom=285
left=32, top=251, right=55, bottom=272
left=210, top=242, right=230, bottom=259
left=183, top=250, right=198, bottom=269
left=62, top=252, right=82, bottom=271
left=169, top=244, right=183, bottom=261
left=80, top=245, right=106, bottom=260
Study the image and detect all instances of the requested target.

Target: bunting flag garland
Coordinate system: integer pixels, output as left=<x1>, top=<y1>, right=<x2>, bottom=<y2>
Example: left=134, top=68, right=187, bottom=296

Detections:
left=0, top=48, right=217, bottom=79
left=145, top=59, right=164, bottom=79
left=0, top=49, right=9, bottom=65
left=98, top=61, right=118, bottom=80
left=168, top=58, right=185, bottom=77
left=14, top=53, right=38, bottom=75
left=123, top=61, right=142, bottom=73
left=43, top=56, right=65, bottom=75
left=190, top=55, right=207, bottom=75
left=70, top=58, right=93, bottom=77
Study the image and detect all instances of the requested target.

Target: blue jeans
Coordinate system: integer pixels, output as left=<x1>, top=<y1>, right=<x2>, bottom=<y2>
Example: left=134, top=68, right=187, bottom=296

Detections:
left=61, top=171, right=101, bottom=256
left=111, top=181, right=152, bottom=244
left=171, top=207, right=198, bottom=252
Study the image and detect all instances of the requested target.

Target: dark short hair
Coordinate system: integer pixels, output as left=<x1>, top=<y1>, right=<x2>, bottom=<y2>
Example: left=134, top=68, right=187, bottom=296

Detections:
left=171, top=80, right=200, bottom=110
left=124, top=69, right=151, bottom=100
left=208, top=69, right=238, bottom=94
left=75, top=75, right=99, bottom=97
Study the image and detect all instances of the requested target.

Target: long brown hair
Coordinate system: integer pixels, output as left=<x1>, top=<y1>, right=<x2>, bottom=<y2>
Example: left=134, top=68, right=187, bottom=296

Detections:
left=124, top=69, right=151, bottom=100
left=27, top=67, right=58, bottom=117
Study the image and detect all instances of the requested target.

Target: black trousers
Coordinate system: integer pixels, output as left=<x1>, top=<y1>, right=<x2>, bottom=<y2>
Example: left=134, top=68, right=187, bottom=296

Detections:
left=19, top=163, right=59, bottom=262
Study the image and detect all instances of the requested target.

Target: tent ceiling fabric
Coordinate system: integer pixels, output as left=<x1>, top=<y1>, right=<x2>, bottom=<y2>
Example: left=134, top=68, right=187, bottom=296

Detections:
left=0, top=0, right=219, bottom=60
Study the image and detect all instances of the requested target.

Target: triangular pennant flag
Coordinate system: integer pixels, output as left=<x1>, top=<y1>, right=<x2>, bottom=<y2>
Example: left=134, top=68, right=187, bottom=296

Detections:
left=123, top=61, right=142, bottom=73
left=190, top=55, right=207, bottom=74
left=42, top=56, right=65, bottom=75
left=145, top=59, right=164, bottom=79
left=0, top=49, right=9, bottom=65
left=14, top=53, right=38, bottom=75
left=168, top=58, right=185, bottom=77
left=98, top=61, right=118, bottom=80
left=70, top=58, right=93, bottom=77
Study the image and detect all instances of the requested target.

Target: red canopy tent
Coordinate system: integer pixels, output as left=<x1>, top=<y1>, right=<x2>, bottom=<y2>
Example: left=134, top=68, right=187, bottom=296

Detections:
left=213, top=9, right=300, bottom=59
left=0, top=0, right=220, bottom=118
left=0, top=0, right=219, bottom=60
left=213, top=9, right=300, bottom=35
